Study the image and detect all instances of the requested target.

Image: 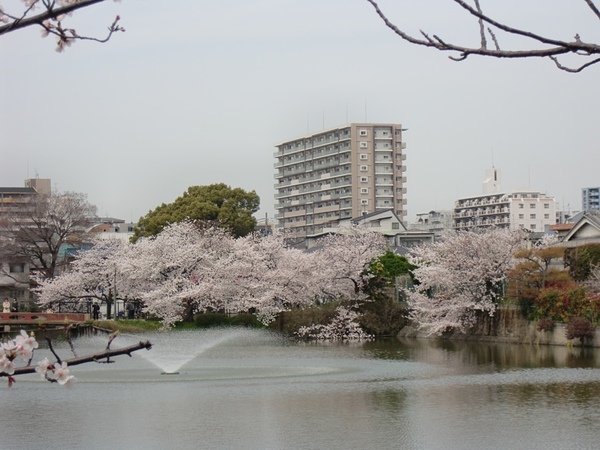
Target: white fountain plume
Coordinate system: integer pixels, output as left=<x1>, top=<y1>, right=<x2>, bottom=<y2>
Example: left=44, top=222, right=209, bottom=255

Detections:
left=135, top=328, right=245, bottom=374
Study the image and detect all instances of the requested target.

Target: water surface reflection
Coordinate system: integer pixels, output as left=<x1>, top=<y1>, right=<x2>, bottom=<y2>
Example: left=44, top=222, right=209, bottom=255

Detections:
left=1, top=329, right=599, bottom=450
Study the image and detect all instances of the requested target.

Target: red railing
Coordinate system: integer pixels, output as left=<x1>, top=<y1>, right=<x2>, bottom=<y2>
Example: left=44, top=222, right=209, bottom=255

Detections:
left=0, top=312, right=88, bottom=324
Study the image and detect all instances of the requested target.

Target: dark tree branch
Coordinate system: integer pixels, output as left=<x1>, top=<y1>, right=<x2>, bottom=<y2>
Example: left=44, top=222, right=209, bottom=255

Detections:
left=2, top=340, right=152, bottom=377
left=365, top=0, right=600, bottom=72
left=584, top=0, right=600, bottom=21
left=0, top=0, right=107, bottom=35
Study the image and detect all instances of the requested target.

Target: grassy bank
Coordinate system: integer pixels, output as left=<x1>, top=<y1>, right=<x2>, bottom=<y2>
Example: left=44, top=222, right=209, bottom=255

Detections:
left=88, top=319, right=163, bottom=333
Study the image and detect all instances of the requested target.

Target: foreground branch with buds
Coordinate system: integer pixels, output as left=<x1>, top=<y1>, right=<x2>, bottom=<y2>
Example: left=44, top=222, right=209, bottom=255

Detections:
left=1, top=329, right=152, bottom=387
left=0, top=0, right=124, bottom=52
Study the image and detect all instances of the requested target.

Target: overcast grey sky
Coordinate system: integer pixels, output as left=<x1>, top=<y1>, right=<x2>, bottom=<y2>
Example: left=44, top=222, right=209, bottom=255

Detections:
left=1, top=0, right=599, bottom=224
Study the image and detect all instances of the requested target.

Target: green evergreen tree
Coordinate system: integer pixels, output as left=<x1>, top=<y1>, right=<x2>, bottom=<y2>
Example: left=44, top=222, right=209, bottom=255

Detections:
left=132, top=184, right=259, bottom=242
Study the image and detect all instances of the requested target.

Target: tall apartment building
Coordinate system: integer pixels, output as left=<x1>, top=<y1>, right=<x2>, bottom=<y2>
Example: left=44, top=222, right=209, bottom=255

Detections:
left=0, top=179, right=50, bottom=220
left=274, top=123, right=407, bottom=240
left=582, top=187, right=600, bottom=211
left=0, top=179, right=51, bottom=304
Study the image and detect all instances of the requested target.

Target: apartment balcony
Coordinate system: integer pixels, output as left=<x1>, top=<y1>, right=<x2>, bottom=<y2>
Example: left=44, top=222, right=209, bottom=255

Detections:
left=374, top=168, right=394, bottom=175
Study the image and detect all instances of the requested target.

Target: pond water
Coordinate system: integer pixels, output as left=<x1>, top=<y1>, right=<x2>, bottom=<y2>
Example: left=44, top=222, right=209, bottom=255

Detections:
left=2, top=328, right=600, bottom=450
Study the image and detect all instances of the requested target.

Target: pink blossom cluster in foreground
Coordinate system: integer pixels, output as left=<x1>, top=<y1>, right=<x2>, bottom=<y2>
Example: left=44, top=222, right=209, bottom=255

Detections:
left=1, top=330, right=75, bottom=387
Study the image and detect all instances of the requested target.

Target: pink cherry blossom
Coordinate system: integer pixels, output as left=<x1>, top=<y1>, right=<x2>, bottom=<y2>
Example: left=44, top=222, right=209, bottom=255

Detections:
left=53, top=362, right=76, bottom=385
left=35, top=357, right=52, bottom=379
left=0, top=353, right=15, bottom=375
left=406, top=228, right=524, bottom=335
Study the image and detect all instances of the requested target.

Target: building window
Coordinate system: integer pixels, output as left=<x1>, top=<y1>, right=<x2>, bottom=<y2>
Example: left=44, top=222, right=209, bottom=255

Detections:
left=530, top=224, right=536, bottom=230
left=360, top=154, right=368, bottom=160
left=544, top=214, right=550, bottom=219
left=360, top=188, right=368, bottom=194
left=392, top=223, right=399, bottom=229
left=359, top=130, right=368, bottom=136
left=519, top=214, right=524, bottom=219
left=9, top=263, right=25, bottom=273
left=544, top=203, right=550, bottom=209
left=530, top=214, right=536, bottom=219
left=530, top=204, right=536, bottom=209
left=518, top=204, right=524, bottom=209
left=359, top=142, right=368, bottom=149
left=360, top=177, right=368, bottom=183
left=361, top=199, right=369, bottom=205
left=360, top=165, right=368, bottom=171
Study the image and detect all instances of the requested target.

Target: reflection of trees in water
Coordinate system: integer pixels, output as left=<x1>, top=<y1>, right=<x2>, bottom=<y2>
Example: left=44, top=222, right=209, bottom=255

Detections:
left=370, top=389, right=407, bottom=416
left=393, top=339, right=599, bottom=371
left=505, top=382, right=600, bottom=408
left=565, top=347, right=598, bottom=368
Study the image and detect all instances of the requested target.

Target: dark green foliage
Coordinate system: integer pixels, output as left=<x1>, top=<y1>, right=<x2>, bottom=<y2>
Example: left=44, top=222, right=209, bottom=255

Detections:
left=358, top=295, right=409, bottom=337
left=565, top=316, right=595, bottom=345
left=564, top=244, right=600, bottom=281
left=518, top=297, right=536, bottom=321
left=364, top=250, right=415, bottom=295
left=132, top=183, right=260, bottom=242
left=193, top=312, right=264, bottom=328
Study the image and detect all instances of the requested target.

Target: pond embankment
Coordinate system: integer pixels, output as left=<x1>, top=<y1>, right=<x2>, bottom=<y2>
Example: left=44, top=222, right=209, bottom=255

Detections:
left=398, top=306, right=600, bottom=347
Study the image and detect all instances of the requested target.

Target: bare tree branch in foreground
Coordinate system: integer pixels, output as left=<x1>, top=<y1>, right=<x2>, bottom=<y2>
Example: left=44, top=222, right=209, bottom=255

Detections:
left=0, top=0, right=124, bottom=52
left=8, top=340, right=152, bottom=376
left=1, top=329, right=152, bottom=386
left=366, top=0, right=600, bottom=72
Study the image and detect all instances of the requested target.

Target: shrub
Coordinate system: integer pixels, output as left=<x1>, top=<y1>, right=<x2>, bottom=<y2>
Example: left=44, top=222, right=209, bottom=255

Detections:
left=358, top=296, right=408, bottom=337
left=536, top=317, right=554, bottom=332
left=565, top=316, right=595, bottom=345
left=194, top=312, right=230, bottom=328
left=229, top=313, right=263, bottom=328
left=193, top=312, right=264, bottom=328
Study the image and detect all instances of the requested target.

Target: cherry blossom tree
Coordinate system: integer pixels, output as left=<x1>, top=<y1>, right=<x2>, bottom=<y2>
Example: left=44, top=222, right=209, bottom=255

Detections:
left=0, top=0, right=124, bottom=52
left=312, top=225, right=388, bottom=300
left=121, top=222, right=237, bottom=327
left=35, top=238, right=131, bottom=319
left=207, top=231, right=325, bottom=324
left=406, top=227, right=524, bottom=335
left=36, top=221, right=389, bottom=331
left=366, top=0, right=600, bottom=72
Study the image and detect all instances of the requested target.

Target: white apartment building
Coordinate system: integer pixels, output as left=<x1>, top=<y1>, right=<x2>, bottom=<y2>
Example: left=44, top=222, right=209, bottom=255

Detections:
left=274, top=123, right=407, bottom=241
left=582, top=187, right=600, bottom=211
left=453, top=191, right=558, bottom=231
left=453, top=169, right=557, bottom=231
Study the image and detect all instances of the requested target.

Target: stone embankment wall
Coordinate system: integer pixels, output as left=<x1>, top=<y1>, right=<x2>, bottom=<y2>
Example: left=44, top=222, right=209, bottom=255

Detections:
left=398, top=306, right=600, bottom=347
